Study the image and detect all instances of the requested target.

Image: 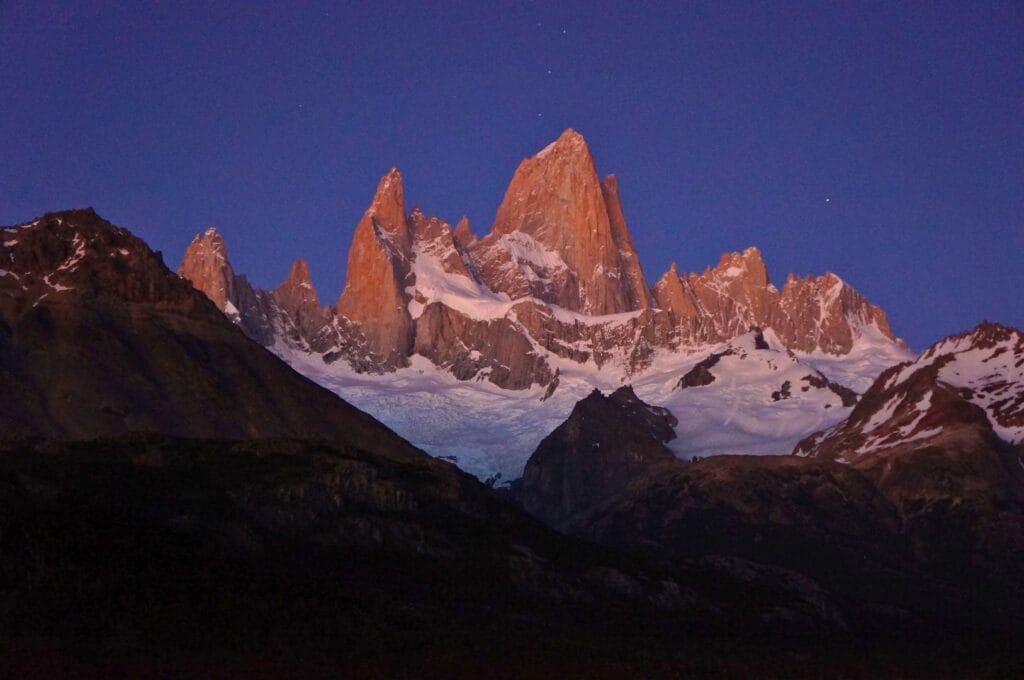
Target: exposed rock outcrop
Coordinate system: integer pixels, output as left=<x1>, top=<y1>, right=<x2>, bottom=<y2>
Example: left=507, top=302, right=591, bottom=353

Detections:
left=177, top=227, right=235, bottom=313
left=521, top=386, right=677, bottom=526
left=652, top=248, right=899, bottom=354
left=773, top=272, right=895, bottom=354
left=336, top=168, right=414, bottom=368
left=273, top=258, right=327, bottom=342
left=469, top=129, right=651, bottom=315
left=412, top=302, right=554, bottom=390
left=177, top=225, right=277, bottom=345
left=686, top=247, right=778, bottom=341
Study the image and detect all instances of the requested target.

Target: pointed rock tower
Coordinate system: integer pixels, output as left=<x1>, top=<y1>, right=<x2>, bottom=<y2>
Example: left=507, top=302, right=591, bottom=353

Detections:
left=177, top=227, right=277, bottom=344
left=177, top=227, right=236, bottom=314
left=336, top=168, right=414, bottom=367
left=274, top=258, right=325, bottom=341
left=469, top=129, right=651, bottom=315
left=652, top=263, right=700, bottom=320
left=686, top=247, right=779, bottom=341
left=600, top=174, right=653, bottom=310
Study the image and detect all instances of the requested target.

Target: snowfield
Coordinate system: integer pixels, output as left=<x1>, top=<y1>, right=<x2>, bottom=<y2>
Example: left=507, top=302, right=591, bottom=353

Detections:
left=279, top=327, right=913, bottom=483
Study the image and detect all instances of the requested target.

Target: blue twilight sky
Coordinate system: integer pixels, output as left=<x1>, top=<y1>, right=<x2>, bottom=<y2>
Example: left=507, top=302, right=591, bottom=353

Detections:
left=2, top=1, right=1021, bottom=349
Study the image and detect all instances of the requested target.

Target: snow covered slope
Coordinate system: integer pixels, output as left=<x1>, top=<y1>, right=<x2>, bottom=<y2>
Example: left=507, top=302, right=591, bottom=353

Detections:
left=898, top=322, right=1024, bottom=444
left=796, top=322, right=1023, bottom=463
left=632, top=330, right=859, bottom=461
left=280, top=327, right=912, bottom=481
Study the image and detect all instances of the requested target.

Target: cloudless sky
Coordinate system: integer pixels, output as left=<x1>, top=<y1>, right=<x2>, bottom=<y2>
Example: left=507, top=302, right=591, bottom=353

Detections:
left=2, top=1, right=1021, bottom=349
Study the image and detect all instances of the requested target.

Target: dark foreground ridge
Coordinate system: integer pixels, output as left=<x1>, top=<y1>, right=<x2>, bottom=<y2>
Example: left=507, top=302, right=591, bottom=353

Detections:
left=3, top=436, right=1021, bottom=677
left=518, top=353, right=1024, bottom=673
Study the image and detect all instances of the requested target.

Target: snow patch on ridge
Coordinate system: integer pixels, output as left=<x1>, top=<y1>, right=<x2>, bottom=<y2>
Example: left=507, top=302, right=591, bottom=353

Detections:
left=407, top=238, right=646, bottom=331
left=495, top=232, right=569, bottom=275
left=632, top=331, right=856, bottom=461
left=797, top=321, right=914, bottom=392
left=407, top=243, right=511, bottom=321
left=875, top=328, right=1024, bottom=444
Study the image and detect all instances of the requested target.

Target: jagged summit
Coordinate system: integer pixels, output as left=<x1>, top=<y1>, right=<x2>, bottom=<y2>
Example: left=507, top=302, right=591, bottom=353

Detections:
left=470, top=129, right=651, bottom=315
left=274, top=258, right=323, bottom=341
left=178, top=226, right=234, bottom=313
left=367, top=167, right=410, bottom=252
left=648, top=244, right=899, bottom=354
left=174, top=129, right=906, bottom=393
left=335, top=167, right=414, bottom=367
left=452, top=215, right=475, bottom=249
left=533, top=127, right=589, bottom=159
left=2, top=209, right=199, bottom=313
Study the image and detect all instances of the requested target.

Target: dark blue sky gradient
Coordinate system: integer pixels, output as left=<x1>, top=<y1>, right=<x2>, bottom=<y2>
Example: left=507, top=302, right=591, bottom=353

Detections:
left=2, top=1, right=1021, bottom=349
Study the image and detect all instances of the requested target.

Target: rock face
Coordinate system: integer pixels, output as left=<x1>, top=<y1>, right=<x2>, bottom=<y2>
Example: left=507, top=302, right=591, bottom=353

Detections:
left=469, top=129, right=652, bottom=315
left=177, top=225, right=277, bottom=345
left=273, top=258, right=326, bottom=341
left=521, top=386, right=678, bottom=526
left=774, top=272, right=896, bottom=354
left=176, top=129, right=904, bottom=391
left=412, top=302, right=555, bottom=390
left=652, top=247, right=898, bottom=353
left=336, top=168, right=414, bottom=368
left=178, top=227, right=235, bottom=313
left=686, top=247, right=778, bottom=341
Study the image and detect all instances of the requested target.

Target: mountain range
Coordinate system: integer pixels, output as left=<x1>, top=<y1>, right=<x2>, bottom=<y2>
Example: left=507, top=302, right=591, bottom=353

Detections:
left=179, top=129, right=901, bottom=386
left=176, top=129, right=913, bottom=479
left=3, top=131, right=1023, bottom=675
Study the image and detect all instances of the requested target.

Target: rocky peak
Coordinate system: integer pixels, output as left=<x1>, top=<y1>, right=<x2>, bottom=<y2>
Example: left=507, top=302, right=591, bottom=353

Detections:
left=335, top=168, right=415, bottom=367
left=795, top=321, right=1024, bottom=463
left=700, top=247, right=771, bottom=288
left=1, top=209, right=202, bottom=314
left=409, top=208, right=444, bottom=242
left=470, top=129, right=651, bottom=315
left=178, top=226, right=236, bottom=313
left=169, top=136, right=905, bottom=387
left=409, top=211, right=471, bottom=278
left=684, top=247, right=778, bottom=341
left=0, top=208, right=452, bottom=450
left=273, top=258, right=324, bottom=340
left=367, top=167, right=410, bottom=254
left=600, top=174, right=652, bottom=310
left=922, top=320, right=1022, bottom=358
left=521, top=385, right=678, bottom=526
left=652, top=262, right=700, bottom=320
left=280, top=258, right=315, bottom=296
left=774, top=271, right=898, bottom=354
left=452, top=215, right=475, bottom=250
